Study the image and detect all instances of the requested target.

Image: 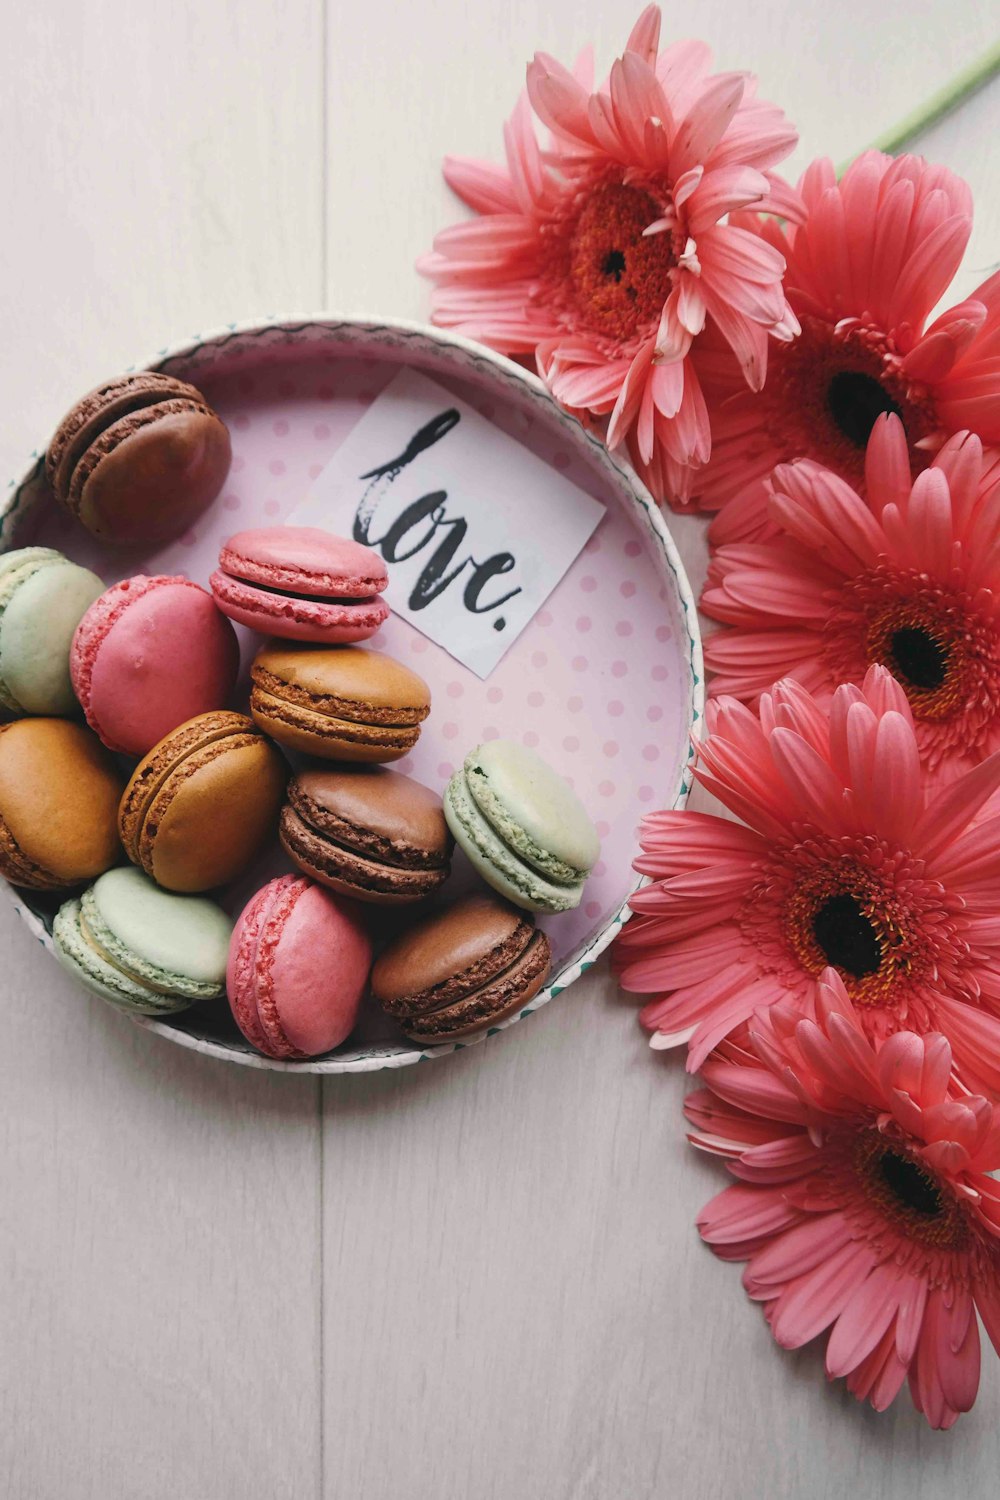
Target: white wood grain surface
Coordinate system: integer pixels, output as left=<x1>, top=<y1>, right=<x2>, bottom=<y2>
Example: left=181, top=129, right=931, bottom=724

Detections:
left=2, top=3, right=999, bottom=1496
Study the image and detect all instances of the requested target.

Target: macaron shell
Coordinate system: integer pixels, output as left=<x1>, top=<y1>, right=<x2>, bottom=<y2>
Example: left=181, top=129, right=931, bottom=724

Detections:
left=90, top=866, right=231, bottom=990
left=141, top=736, right=286, bottom=892
left=0, top=719, right=123, bottom=888
left=227, top=876, right=371, bottom=1059
left=218, top=527, right=388, bottom=596
left=209, top=570, right=389, bottom=644
left=0, top=559, right=104, bottom=714
left=74, top=404, right=231, bottom=545
left=290, top=765, right=452, bottom=865
left=226, top=876, right=292, bottom=1054
left=250, top=690, right=418, bottom=762
left=279, top=805, right=448, bottom=903
left=251, top=645, right=431, bottom=720
left=46, top=373, right=207, bottom=499
left=403, top=931, right=551, bottom=1043
left=371, top=893, right=532, bottom=1012
left=73, top=577, right=239, bottom=754
left=466, top=739, right=600, bottom=879
left=443, top=775, right=584, bottom=913
left=263, top=882, right=371, bottom=1056
left=53, top=899, right=193, bottom=1016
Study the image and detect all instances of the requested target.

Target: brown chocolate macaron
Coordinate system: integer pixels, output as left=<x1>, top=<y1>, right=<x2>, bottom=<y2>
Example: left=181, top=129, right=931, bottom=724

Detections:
left=119, top=711, right=286, bottom=892
left=46, top=372, right=231, bottom=546
left=250, top=645, right=430, bottom=762
left=370, top=892, right=551, bottom=1043
left=0, top=719, right=123, bottom=889
left=280, top=765, right=452, bottom=904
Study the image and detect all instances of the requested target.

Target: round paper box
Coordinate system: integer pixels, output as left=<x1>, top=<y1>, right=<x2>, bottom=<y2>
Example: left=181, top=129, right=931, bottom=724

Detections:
left=2, top=316, right=703, bottom=1073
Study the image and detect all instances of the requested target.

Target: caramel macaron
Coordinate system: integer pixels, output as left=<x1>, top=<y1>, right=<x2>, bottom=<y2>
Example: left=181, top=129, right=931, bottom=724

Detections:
left=46, top=372, right=231, bottom=546
left=0, top=719, right=123, bottom=889
left=250, top=645, right=430, bottom=762
left=280, top=765, right=452, bottom=904
left=370, top=893, right=551, bottom=1043
left=119, top=711, right=286, bottom=892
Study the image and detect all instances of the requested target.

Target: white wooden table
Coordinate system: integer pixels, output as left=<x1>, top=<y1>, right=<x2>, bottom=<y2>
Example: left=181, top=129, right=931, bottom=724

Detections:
left=2, top=4, right=998, bottom=1495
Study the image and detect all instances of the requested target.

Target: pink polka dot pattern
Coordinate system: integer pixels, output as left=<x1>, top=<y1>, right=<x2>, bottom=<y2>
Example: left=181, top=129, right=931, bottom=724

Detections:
left=22, top=349, right=691, bottom=985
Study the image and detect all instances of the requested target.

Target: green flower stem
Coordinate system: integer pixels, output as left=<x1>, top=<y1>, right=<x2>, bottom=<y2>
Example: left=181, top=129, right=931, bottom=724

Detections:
left=868, top=38, right=1000, bottom=157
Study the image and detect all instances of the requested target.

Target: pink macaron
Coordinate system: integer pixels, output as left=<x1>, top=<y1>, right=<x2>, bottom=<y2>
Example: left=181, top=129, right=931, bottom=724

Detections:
left=71, top=575, right=240, bottom=756
left=227, top=874, right=372, bottom=1059
left=210, top=526, right=390, bottom=643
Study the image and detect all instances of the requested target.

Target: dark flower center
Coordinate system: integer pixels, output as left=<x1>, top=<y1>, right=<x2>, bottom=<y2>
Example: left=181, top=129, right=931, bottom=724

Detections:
left=877, top=1150, right=943, bottom=1217
left=567, top=181, right=674, bottom=344
left=889, top=626, right=948, bottom=691
left=826, top=371, right=904, bottom=447
left=601, top=249, right=627, bottom=281
left=812, top=893, right=882, bottom=978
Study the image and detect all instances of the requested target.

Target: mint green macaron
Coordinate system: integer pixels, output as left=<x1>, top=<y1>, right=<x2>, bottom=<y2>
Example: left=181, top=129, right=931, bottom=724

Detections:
left=444, top=739, right=600, bottom=913
left=53, top=866, right=233, bottom=1017
left=0, top=547, right=104, bottom=715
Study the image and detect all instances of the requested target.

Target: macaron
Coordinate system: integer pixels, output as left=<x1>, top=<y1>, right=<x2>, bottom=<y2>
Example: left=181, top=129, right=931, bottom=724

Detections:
left=119, top=711, right=286, bottom=892
left=0, top=718, right=123, bottom=889
left=71, top=575, right=240, bottom=755
left=279, top=765, right=452, bottom=904
left=0, top=547, right=104, bottom=715
left=53, top=867, right=232, bottom=1017
left=45, top=371, right=231, bottom=546
left=370, top=893, right=551, bottom=1044
left=211, top=526, right=389, bottom=643
left=444, top=740, right=599, bottom=912
left=250, top=645, right=430, bottom=762
left=227, top=874, right=372, bottom=1059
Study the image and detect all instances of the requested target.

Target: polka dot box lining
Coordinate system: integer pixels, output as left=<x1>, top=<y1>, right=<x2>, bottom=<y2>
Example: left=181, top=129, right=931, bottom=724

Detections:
left=2, top=317, right=703, bottom=1074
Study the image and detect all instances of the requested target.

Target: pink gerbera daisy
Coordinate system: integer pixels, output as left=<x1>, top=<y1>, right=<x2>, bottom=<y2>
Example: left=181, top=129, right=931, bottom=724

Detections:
left=691, top=150, right=1000, bottom=537
left=702, top=416, right=1000, bottom=780
left=418, top=6, right=800, bottom=505
left=614, top=667, right=1000, bottom=1090
left=687, top=971, right=1000, bottom=1428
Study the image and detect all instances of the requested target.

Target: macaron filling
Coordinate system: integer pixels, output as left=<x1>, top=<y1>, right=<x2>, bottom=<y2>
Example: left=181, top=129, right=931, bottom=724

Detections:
left=46, top=373, right=203, bottom=500
left=279, top=806, right=447, bottom=897
left=444, top=774, right=585, bottom=912
left=250, top=666, right=429, bottom=729
left=403, top=931, right=551, bottom=1041
left=287, top=781, right=449, bottom=871
left=67, top=397, right=215, bottom=507
left=217, top=543, right=386, bottom=599
left=378, top=913, right=537, bottom=1019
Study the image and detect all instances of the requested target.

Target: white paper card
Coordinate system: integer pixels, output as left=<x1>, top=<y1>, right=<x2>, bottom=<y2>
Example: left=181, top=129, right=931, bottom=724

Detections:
left=291, top=368, right=605, bottom=678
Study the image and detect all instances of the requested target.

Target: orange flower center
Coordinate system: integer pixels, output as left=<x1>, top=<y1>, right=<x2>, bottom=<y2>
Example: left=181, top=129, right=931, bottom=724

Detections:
left=782, top=860, right=918, bottom=1008
left=564, top=180, right=675, bottom=345
left=852, top=1132, right=968, bottom=1249
left=865, top=601, right=963, bottom=719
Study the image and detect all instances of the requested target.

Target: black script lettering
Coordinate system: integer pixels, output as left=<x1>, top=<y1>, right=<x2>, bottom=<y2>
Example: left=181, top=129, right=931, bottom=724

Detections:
left=351, top=406, right=523, bottom=627
left=354, top=409, right=460, bottom=544
left=464, top=554, right=518, bottom=618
